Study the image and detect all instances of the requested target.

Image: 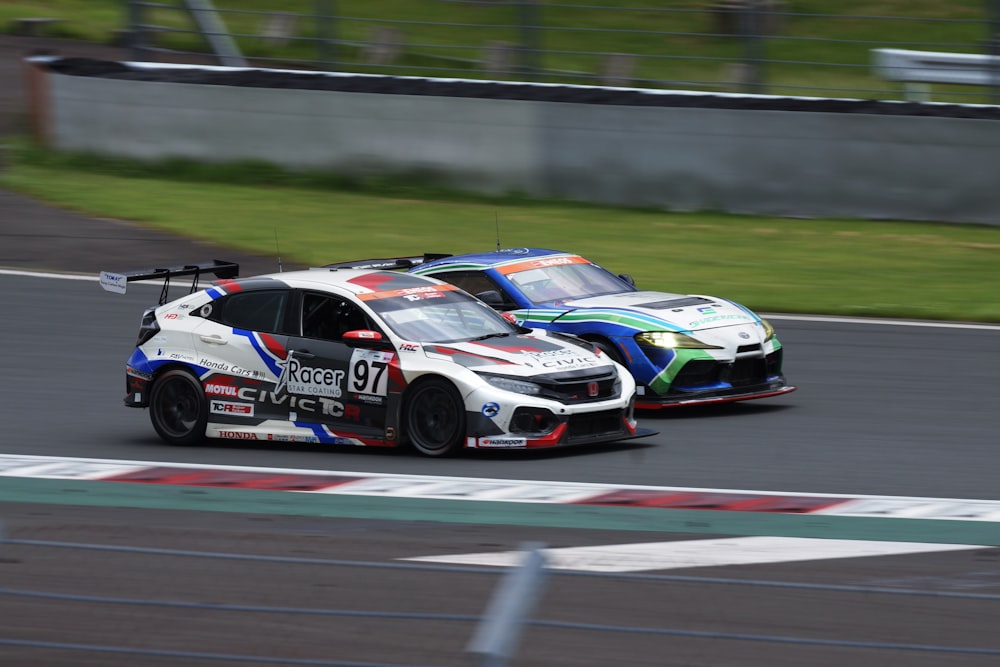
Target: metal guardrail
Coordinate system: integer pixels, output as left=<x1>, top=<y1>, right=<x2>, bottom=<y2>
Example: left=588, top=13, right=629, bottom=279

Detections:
left=119, top=0, right=1000, bottom=102
left=3, top=535, right=1000, bottom=665
left=872, top=47, right=1000, bottom=101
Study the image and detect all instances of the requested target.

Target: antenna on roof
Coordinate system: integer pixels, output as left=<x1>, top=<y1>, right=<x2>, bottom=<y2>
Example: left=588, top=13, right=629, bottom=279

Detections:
left=495, top=211, right=501, bottom=252
left=274, top=229, right=283, bottom=273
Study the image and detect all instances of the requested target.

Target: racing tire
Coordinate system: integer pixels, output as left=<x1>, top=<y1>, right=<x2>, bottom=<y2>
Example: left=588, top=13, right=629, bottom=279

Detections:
left=404, top=377, right=466, bottom=457
left=149, top=369, right=208, bottom=446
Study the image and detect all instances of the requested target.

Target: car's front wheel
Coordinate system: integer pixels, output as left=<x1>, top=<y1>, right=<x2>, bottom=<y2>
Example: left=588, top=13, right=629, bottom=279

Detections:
left=149, top=369, right=208, bottom=446
left=404, top=377, right=466, bottom=457
left=590, top=337, right=625, bottom=366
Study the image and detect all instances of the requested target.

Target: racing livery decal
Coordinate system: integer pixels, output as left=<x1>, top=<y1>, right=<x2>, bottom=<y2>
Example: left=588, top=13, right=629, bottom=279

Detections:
left=209, top=400, right=255, bottom=417
left=495, top=253, right=590, bottom=275
left=276, top=355, right=346, bottom=397
left=357, top=284, right=460, bottom=302
left=426, top=345, right=516, bottom=367
left=348, top=349, right=393, bottom=396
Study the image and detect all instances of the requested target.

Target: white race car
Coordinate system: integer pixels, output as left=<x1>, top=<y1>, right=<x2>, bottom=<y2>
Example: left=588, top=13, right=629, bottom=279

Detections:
left=101, top=261, right=651, bottom=456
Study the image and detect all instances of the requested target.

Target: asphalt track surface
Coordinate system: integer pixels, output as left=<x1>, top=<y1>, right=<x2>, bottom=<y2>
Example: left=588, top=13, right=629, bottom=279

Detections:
left=2, top=36, right=1000, bottom=667
left=3, top=273, right=999, bottom=499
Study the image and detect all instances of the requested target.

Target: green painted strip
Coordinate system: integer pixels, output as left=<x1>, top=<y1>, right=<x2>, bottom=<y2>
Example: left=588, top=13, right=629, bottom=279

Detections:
left=555, top=309, right=683, bottom=332
left=1, top=478, right=997, bottom=546
left=649, top=349, right=714, bottom=392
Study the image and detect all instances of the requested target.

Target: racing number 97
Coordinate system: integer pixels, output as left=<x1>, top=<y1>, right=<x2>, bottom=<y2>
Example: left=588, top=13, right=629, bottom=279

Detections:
left=351, top=358, right=387, bottom=395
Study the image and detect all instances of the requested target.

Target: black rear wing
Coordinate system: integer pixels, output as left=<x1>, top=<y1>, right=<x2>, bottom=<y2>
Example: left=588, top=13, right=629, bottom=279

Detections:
left=321, top=253, right=452, bottom=271
left=99, top=260, right=239, bottom=305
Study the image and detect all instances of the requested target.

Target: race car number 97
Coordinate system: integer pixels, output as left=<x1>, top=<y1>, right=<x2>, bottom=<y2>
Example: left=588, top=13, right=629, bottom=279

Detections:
left=349, top=349, right=394, bottom=396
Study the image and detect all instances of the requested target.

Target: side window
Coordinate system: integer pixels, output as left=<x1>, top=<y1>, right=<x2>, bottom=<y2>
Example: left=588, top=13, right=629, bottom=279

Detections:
left=207, top=290, right=289, bottom=333
left=301, top=292, right=375, bottom=341
left=435, top=271, right=517, bottom=309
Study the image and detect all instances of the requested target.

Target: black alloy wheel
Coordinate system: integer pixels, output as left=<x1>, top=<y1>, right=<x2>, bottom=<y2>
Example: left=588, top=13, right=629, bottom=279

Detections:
left=404, top=377, right=466, bottom=457
left=149, top=369, right=208, bottom=446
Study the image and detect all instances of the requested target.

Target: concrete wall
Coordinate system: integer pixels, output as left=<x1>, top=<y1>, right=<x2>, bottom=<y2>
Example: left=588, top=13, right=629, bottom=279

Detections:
left=39, top=65, right=1000, bottom=224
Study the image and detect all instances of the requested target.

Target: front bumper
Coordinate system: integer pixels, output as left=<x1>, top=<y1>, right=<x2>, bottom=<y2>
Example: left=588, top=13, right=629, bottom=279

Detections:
left=635, top=344, right=794, bottom=408
left=635, top=380, right=796, bottom=409
left=463, top=390, right=653, bottom=449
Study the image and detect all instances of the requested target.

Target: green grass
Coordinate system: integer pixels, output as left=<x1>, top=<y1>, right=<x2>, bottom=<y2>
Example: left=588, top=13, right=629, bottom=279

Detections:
left=3, top=144, right=999, bottom=323
left=1, top=1, right=994, bottom=101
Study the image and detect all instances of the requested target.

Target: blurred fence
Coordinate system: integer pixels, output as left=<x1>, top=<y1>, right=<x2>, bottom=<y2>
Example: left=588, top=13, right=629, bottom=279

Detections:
left=35, top=59, right=1000, bottom=224
left=3, top=535, right=1000, bottom=665
left=122, top=0, right=1000, bottom=103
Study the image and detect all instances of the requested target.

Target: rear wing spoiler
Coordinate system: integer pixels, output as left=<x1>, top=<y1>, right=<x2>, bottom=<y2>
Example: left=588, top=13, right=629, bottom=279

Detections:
left=321, top=253, right=452, bottom=271
left=99, top=260, right=239, bottom=305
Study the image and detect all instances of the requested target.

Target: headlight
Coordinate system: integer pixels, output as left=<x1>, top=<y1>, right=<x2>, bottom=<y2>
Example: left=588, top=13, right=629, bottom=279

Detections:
left=480, top=374, right=543, bottom=396
left=635, top=331, right=722, bottom=349
left=761, top=318, right=775, bottom=342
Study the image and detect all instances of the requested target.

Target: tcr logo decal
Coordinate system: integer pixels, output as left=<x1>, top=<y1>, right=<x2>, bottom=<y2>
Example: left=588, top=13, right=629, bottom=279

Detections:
left=210, top=401, right=254, bottom=416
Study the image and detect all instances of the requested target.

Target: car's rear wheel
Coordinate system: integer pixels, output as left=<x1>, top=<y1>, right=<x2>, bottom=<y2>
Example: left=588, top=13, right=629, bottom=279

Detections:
left=149, top=369, right=208, bottom=446
left=404, top=377, right=465, bottom=457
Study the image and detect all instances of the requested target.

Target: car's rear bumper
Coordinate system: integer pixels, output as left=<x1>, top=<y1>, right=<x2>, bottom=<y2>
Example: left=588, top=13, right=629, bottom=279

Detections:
left=124, top=365, right=152, bottom=407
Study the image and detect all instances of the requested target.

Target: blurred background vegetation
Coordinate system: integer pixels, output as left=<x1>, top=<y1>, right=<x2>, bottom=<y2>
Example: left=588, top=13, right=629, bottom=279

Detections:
left=5, top=141, right=999, bottom=322
left=2, top=1, right=996, bottom=101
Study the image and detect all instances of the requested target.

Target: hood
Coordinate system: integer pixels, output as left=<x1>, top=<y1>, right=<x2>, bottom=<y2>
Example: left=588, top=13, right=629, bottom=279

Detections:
left=420, top=332, right=610, bottom=376
left=560, top=291, right=759, bottom=332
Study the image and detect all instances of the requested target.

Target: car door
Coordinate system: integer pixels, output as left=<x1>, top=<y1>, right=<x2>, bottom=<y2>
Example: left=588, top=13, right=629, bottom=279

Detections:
left=281, top=290, right=393, bottom=443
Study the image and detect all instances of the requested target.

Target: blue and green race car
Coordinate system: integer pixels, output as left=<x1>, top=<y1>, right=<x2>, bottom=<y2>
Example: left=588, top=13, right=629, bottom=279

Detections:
left=408, top=248, right=796, bottom=409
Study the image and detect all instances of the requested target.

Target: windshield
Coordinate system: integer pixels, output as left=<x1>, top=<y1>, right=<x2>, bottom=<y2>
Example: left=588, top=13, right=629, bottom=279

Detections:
left=365, top=287, right=521, bottom=343
left=508, top=262, right=633, bottom=304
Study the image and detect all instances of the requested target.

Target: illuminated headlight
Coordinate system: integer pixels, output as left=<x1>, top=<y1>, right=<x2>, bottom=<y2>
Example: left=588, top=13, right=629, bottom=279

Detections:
left=761, top=318, right=776, bottom=342
left=480, top=374, right=543, bottom=396
left=635, top=331, right=722, bottom=349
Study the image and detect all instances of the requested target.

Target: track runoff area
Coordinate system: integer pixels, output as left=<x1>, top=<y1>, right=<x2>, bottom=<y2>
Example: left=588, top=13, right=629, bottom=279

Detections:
left=3, top=454, right=999, bottom=572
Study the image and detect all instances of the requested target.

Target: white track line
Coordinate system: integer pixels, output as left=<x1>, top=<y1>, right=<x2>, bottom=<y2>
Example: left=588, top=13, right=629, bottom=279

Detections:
left=3, top=268, right=997, bottom=330
left=403, top=537, right=984, bottom=572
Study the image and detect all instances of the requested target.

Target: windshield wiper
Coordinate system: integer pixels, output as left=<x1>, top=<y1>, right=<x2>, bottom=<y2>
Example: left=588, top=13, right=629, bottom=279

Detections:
left=470, top=332, right=512, bottom=342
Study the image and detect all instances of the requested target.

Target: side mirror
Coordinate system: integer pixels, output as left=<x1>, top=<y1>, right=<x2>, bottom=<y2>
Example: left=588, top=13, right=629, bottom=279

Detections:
left=343, top=330, right=391, bottom=348
left=475, top=290, right=505, bottom=309
left=618, top=273, right=636, bottom=287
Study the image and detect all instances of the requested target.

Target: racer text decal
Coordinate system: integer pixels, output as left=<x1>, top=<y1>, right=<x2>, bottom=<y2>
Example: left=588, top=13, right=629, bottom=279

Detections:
left=276, top=355, right=345, bottom=397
